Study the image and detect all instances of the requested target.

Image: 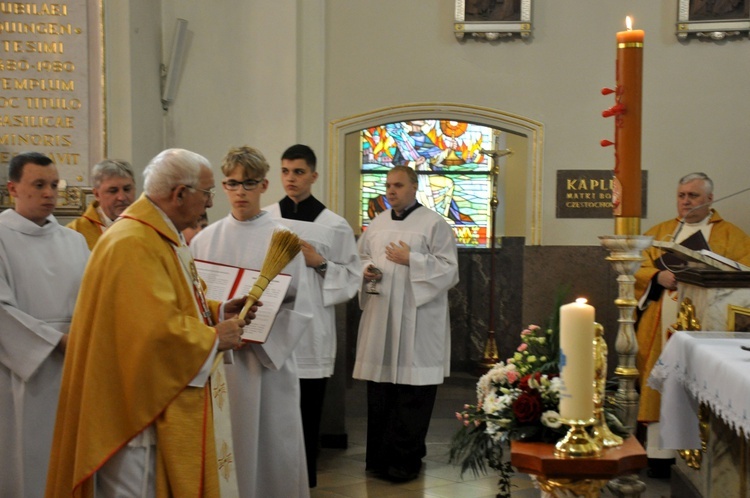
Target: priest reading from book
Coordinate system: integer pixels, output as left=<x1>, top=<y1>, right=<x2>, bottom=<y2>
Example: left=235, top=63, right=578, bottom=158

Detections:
left=635, top=171, right=750, bottom=477
left=190, top=145, right=315, bottom=498
left=46, top=149, right=256, bottom=498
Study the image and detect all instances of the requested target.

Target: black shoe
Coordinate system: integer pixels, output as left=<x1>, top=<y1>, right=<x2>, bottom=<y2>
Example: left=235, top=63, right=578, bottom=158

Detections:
left=366, top=464, right=387, bottom=477
left=385, top=465, right=419, bottom=483
left=646, top=458, right=674, bottom=479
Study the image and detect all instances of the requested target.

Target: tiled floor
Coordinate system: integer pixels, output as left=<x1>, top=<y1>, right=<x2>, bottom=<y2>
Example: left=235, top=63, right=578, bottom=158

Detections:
left=312, top=373, right=671, bottom=497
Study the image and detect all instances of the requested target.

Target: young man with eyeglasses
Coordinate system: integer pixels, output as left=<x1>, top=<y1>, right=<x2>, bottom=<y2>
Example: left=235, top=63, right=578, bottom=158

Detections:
left=264, top=144, right=360, bottom=488
left=190, top=145, right=315, bottom=497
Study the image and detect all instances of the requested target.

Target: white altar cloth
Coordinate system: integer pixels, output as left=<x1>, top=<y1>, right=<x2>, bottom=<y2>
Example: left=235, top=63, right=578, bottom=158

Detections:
left=648, top=331, right=750, bottom=450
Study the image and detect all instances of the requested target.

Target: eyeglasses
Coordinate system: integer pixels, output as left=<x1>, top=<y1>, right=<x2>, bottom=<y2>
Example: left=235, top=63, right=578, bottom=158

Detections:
left=185, top=185, right=215, bottom=200
left=222, top=179, right=264, bottom=191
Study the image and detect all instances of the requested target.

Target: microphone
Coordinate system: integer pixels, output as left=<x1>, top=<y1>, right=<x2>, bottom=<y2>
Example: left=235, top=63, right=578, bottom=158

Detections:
left=671, top=185, right=750, bottom=243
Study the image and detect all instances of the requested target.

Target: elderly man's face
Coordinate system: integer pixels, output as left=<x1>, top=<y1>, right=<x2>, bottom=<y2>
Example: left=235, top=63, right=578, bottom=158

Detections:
left=94, top=175, right=136, bottom=220
left=178, top=166, right=214, bottom=231
left=677, top=179, right=713, bottom=223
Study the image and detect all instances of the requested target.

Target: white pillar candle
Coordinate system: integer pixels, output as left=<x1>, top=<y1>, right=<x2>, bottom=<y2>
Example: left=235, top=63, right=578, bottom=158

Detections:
left=559, top=298, right=596, bottom=421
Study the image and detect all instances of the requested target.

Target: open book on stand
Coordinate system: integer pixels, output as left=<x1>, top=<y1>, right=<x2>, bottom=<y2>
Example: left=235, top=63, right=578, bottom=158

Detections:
left=652, top=241, right=750, bottom=272
left=195, top=259, right=292, bottom=343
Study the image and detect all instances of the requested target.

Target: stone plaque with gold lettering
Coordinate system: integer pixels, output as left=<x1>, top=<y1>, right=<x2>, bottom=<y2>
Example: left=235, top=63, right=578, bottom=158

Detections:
left=556, top=170, right=648, bottom=219
left=0, top=0, right=104, bottom=194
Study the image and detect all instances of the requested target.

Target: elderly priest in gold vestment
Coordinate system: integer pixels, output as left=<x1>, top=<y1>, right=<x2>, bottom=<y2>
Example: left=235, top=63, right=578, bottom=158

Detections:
left=635, top=172, right=750, bottom=475
left=46, top=149, right=256, bottom=498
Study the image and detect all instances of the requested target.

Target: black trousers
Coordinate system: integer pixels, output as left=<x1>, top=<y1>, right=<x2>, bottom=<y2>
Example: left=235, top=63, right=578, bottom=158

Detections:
left=365, top=381, right=438, bottom=474
left=300, top=377, right=328, bottom=488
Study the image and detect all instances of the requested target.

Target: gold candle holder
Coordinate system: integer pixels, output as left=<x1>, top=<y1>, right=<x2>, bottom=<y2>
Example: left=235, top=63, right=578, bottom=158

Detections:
left=591, top=323, right=624, bottom=448
left=554, top=417, right=601, bottom=458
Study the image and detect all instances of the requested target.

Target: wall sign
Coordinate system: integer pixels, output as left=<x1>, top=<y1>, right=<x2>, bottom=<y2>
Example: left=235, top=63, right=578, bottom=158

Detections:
left=556, top=169, right=648, bottom=219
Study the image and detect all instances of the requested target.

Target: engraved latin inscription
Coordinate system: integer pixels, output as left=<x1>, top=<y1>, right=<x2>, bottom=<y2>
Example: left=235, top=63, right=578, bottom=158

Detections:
left=0, top=1, right=92, bottom=183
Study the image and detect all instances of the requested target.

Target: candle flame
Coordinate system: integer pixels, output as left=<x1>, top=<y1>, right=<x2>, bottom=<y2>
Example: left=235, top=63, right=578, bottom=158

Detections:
left=576, top=298, right=588, bottom=305
left=626, top=16, right=633, bottom=31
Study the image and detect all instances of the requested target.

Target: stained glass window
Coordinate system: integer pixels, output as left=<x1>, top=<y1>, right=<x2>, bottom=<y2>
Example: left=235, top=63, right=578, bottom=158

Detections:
left=360, top=119, right=499, bottom=248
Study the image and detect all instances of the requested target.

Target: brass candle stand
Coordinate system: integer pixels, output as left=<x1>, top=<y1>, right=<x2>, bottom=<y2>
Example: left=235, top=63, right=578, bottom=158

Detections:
left=592, top=322, right=624, bottom=448
left=554, top=417, right=601, bottom=458
left=477, top=134, right=512, bottom=374
left=599, top=234, right=652, bottom=434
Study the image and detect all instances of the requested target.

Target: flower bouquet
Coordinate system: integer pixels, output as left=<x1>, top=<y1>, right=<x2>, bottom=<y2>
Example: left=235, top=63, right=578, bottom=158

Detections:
left=449, top=323, right=565, bottom=496
left=450, top=304, right=627, bottom=497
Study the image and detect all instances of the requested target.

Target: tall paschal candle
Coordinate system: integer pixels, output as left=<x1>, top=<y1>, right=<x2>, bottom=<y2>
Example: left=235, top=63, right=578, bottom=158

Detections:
left=558, top=298, right=596, bottom=421
left=613, top=17, right=644, bottom=231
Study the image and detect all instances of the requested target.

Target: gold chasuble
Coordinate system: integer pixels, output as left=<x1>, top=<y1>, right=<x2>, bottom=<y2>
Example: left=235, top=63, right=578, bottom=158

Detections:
left=46, top=195, right=231, bottom=498
left=635, top=210, right=750, bottom=422
left=66, top=201, right=106, bottom=249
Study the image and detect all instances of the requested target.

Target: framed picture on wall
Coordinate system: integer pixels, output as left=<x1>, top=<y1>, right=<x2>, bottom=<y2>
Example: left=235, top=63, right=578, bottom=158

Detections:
left=677, top=0, right=750, bottom=39
left=728, top=305, right=750, bottom=332
left=454, top=0, right=532, bottom=40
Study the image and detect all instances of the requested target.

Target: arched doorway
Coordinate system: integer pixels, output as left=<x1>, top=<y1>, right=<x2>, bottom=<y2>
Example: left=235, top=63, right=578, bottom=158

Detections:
left=327, top=103, right=544, bottom=244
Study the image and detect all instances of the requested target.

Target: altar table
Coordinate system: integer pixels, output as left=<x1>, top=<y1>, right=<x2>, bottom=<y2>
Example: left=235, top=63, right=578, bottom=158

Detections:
left=649, top=331, right=750, bottom=449
left=649, top=331, right=750, bottom=498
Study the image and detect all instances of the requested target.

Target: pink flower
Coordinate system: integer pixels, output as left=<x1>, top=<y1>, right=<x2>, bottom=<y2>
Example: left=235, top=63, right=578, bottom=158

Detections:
left=521, top=329, right=532, bottom=336
left=506, top=370, right=519, bottom=384
left=455, top=412, right=463, bottom=421
left=517, top=343, right=528, bottom=352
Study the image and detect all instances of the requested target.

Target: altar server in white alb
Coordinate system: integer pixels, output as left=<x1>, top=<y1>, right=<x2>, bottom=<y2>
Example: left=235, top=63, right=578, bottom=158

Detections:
left=190, top=145, right=314, bottom=498
left=354, top=165, right=459, bottom=483
left=265, top=144, right=361, bottom=487
left=0, top=152, right=89, bottom=497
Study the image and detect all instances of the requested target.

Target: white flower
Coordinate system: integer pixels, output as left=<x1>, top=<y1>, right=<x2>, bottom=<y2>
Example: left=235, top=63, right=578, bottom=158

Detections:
left=485, top=421, right=499, bottom=435
left=496, top=394, right=514, bottom=410
left=541, top=410, right=562, bottom=428
left=549, top=377, right=563, bottom=393
left=482, top=394, right=503, bottom=414
left=496, top=418, right=513, bottom=429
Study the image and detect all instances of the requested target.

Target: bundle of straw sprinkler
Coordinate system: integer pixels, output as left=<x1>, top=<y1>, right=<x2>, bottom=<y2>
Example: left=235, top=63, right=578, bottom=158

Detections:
left=239, top=229, right=302, bottom=320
